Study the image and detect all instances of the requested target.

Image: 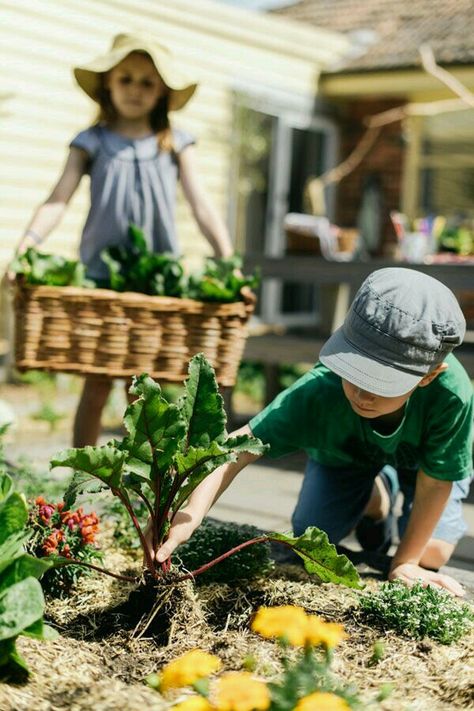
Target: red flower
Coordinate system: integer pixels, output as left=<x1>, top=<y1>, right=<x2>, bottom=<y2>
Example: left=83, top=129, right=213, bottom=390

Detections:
left=42, top=529, right=65, bottom=555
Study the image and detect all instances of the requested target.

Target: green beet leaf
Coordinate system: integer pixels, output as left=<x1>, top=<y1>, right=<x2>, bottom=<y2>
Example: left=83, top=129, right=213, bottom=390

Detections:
left=0, top=492, right=28, bottom=546
left=0, top=532, right=31, bottom=578
left=0, top=472, right=13, bottom=504
left=0, top=577, right=44, bottom=640
left=179, top=353, right=227, bottom=448
left=52, top=445, right=127, bottom=507
left=0, top=452, right=55, bottom=678
left=271, top=527, right=363, bottom=589
left=0, top=555, right=55, bottom=594
left=123, top=374, right=186, bottom=475
left=22, top=618, right=58, bottom=642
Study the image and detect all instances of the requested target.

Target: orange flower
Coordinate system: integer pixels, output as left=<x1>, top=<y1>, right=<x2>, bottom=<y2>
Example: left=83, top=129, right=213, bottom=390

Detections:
left=160, top=649, right=221, bottom=692
left=213, top=672, right=270, bottom=711
left=252, top=606, right=346, bottom=649
left=251, top=606, right=309, bottom=646
left=305, top=617, right=347, bottom=650
left=294, top=691, right=351, bottom=711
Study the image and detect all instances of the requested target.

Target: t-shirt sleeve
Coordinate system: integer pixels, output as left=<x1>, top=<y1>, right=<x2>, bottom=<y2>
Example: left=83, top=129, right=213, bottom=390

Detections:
left=69, top=127, right=100, bottom=160
left=249, top=371, right=318, bottom=458
left=172, top=127, right=196, bottom=154
left=421, top=392, right=473, bottom=481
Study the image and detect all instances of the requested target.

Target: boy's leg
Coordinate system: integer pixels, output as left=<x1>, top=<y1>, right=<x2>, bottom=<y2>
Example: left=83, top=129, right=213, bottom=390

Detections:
left=73, top=376, right=113, bottom=447
left=355, top=466, right=399, bottom=553
left=398, top=471, right=473, bottom=569
left=291, top=459, right=377, bottom=543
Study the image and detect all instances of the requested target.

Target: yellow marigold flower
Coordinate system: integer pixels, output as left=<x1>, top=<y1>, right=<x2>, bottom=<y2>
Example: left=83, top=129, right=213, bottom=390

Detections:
left=251, top=605, right=309, bottom=646
left=172, top=697, right=214, bottom=711
left=214, top=671, right=270, bottom=711
left=161, top=649, right=221, bottom=692
left=294, top=691, right=351, bottom=711
left=305, top=616, right=347, bottom=650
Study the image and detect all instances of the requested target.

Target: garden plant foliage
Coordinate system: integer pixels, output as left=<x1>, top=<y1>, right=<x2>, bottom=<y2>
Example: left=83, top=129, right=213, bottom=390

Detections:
left=52, top=354, right=268, bottom=579
left=51, top=355, right=361, bottom=588
left=148, top=605, right=391, bottom=710
left=359, top=580, right=474, bottom=644
left=0, top=431, right=57, bottom=677
left=177, top=519, right=273, bottom=583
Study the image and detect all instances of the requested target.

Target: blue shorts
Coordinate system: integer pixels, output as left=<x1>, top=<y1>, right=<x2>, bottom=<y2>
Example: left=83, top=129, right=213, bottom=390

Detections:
left=291, top=459, right=473, bottom=546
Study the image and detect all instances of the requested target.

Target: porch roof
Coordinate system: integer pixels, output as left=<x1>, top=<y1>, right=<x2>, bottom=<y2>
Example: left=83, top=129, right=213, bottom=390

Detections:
left=274, top=0, right=474, bottom=73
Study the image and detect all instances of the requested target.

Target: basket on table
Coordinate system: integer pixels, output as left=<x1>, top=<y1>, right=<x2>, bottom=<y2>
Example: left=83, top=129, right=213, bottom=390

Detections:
left=14, top=282, right=254, bottom=387
left=284, top=213, right=358, bottom=258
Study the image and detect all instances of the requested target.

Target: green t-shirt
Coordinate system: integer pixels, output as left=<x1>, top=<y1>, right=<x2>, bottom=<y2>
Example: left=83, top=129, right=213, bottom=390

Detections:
left=250, top=353, right=473, bottom=482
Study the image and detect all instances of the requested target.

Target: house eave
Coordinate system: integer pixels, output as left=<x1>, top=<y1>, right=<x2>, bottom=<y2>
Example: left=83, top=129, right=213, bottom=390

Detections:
left=320, top=65, right=474, bottom=98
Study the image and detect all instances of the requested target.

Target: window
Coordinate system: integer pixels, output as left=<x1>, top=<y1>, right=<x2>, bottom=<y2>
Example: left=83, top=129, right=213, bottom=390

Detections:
left=230, top=94, right=338, bottom=325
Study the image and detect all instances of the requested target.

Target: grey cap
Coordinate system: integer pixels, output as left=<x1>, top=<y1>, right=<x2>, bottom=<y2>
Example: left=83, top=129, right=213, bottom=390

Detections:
left=319, top=268, right=466, bottom=397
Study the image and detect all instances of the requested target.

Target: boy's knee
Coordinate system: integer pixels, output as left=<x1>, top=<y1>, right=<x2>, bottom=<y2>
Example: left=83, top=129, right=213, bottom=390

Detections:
left=420, top=538, right=455, bottom=570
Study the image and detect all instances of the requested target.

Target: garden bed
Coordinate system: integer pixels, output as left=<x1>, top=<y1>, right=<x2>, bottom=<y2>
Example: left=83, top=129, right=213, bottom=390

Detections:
left=1, top=535, right=473, bottom=711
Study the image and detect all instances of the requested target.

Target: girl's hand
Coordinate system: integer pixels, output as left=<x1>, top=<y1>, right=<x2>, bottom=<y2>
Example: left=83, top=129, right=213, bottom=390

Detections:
left=388, top=562, right=465, bottom=597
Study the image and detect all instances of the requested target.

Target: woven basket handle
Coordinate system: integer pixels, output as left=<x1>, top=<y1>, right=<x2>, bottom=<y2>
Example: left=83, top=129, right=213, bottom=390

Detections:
left=240, top=286, right=257, bottom=315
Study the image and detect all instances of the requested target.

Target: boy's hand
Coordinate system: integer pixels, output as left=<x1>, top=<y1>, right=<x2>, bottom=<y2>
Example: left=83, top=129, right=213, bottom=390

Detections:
left=389, top=562, right=465, bottom=597
left=143, top=509, right=199, bottom=569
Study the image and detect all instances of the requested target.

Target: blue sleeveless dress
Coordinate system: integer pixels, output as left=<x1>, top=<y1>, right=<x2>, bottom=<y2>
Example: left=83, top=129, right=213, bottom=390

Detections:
left=70, top=125, right=195, bottom=280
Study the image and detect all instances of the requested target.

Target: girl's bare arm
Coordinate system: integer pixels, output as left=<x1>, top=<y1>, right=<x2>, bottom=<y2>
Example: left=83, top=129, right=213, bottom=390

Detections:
left=17, top=147, right=88, bottom=253
left=178, top=145, right=234, bottom=259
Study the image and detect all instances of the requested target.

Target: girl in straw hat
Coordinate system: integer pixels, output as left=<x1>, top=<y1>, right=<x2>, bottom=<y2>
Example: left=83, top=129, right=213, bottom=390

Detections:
left=16, top=32, right=235, bottom=447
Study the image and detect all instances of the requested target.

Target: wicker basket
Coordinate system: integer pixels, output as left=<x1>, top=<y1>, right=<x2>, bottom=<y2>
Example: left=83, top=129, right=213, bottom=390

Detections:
left=14, top=282, right=254, bottom=386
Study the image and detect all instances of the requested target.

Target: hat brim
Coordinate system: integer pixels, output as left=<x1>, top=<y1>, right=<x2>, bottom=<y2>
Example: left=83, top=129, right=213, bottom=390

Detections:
left=73, top=46, right=197, bottom=111
left=319, top=326, right=424, bottom=397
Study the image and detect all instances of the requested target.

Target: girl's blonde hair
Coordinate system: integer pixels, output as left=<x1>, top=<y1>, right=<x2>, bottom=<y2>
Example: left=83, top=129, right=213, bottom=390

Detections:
left=95, top=56, right=174, bottom=153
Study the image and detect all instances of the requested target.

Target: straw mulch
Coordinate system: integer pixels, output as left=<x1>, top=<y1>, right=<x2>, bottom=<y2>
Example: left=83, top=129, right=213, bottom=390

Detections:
left=0, top=541, right=472, bottom=711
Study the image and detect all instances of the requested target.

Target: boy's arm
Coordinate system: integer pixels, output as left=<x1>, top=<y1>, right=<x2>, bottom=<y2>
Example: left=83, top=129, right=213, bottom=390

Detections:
left=155, top=424, right=261, bottom=563
left=389, top=469, right=464, bottom=596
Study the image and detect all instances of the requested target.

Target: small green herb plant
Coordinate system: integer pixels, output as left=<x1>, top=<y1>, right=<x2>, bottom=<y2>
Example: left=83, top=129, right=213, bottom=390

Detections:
left=51, top=355, right=362, bottom=588
left=359, top=580, right=474, bottom=644
left=177, top=519, right=273, bottom=583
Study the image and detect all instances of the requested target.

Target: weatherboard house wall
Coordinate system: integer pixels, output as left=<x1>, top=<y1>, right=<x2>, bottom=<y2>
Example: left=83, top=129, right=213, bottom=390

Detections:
left=0, top=0, right=349, bottom=271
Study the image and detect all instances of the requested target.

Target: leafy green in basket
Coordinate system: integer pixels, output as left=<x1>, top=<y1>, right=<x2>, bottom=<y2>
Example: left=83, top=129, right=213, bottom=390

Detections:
left=11, top=248, right=93, bottom=287
left=100, top=224, right=186, bottom=296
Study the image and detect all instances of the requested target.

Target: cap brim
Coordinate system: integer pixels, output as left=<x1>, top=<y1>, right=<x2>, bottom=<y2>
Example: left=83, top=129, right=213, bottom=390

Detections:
left=319, top=327, right=423, bottom=397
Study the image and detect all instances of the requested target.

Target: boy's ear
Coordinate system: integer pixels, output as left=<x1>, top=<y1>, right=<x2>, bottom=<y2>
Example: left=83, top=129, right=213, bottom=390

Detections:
left=418, top=362, right=449, bottom=387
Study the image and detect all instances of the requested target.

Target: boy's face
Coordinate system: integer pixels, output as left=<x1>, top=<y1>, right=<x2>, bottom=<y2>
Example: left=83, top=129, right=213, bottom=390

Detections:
left=341, top=380, right=413, bottom=418
left=341, top=363, right=447, bottom=419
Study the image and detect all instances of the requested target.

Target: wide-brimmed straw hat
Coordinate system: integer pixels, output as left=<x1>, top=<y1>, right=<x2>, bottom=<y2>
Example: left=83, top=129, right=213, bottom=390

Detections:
left=73, top=32, right=198, bottom=111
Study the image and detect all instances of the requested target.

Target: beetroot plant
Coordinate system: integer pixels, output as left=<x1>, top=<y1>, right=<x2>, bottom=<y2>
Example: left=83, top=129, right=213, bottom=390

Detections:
left=52, top=354, right=361, bottom=588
